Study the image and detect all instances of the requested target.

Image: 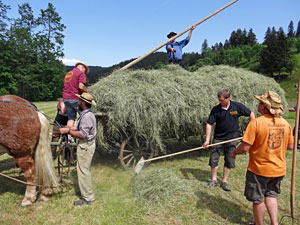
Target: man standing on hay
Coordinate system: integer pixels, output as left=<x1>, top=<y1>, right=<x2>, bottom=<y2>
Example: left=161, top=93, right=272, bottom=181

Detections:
left=166, top=25, right=196, bottom=69
left=62, top=62, right=89, bottom=129
left=60, top=92, right=97, bottom=206
left=203, top=89, right=255, bottom=192
left=231, top=91, right=293, bottom=225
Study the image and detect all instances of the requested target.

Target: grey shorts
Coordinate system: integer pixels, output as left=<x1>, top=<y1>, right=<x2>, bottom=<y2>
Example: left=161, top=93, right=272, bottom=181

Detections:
left=209, top=139, right=237, bottom=168
left=244, top=170, right=284, bottom=204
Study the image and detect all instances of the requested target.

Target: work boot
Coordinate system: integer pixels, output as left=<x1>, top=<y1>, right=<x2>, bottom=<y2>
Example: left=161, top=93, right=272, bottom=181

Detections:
left=74, top=199, right=95, bottom=207
left=220, top=181, right=231, bottom=192
left=204, top=180, right=218, bottom=188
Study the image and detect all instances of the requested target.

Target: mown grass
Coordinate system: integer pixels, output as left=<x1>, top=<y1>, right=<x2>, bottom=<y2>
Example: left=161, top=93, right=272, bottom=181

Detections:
left=0, top=98, right=299, bottom=224
left=0, top=149, right=299, bottom=225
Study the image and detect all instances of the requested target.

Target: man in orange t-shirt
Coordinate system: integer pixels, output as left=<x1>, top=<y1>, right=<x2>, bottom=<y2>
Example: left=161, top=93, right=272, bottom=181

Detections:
left=231, top=91, right=293, bottom=225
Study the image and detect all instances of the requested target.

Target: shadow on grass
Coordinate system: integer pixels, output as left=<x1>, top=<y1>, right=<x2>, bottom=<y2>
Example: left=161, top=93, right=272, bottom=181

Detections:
left=0, top=157, right=17, bottom=172
left=180, top=168, right=210, bottom=182
left=195, top=190, right=253, bottom=224
left=0, top=174, right=26, bottom=195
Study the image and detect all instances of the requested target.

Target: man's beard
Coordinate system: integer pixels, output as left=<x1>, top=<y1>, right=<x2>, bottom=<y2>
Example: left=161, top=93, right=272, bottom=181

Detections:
left=78, top=104, right=83, bottom=111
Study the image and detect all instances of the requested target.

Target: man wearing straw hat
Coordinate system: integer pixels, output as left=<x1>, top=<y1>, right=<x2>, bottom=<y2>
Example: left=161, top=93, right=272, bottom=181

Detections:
left=231, top=91, right=293, bottom=225
left=63, top=62, right=89, bottom=129
left=60, top=92, right=97, bottom=206
left=203, top=89, right=255, bottom=192
left=166, top=25, right=196, bottom=69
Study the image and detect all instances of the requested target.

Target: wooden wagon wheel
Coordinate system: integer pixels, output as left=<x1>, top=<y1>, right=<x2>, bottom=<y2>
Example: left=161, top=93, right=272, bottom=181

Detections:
left=119, top=136, right=154, bottom=170
left=57, top=135, right=76, bottom=182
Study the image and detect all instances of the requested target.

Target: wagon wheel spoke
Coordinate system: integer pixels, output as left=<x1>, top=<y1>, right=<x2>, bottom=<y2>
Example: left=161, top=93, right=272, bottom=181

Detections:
left=123, top=153, right=133, bottom=160
left=126, top=155, right=135, bottom=167
left=119, top=137, right=155, bottom=170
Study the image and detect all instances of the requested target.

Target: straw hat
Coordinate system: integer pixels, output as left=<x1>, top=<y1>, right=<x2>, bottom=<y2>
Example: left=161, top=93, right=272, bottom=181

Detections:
left=254, top=91, right=284, bottom=115
left=75, top=61, right=90, bottom=74
left=75, top=92, right=96, bottom=106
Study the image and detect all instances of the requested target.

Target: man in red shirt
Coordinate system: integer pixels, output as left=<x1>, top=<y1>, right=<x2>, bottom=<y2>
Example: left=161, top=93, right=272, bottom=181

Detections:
left=63, top=62, right=89, bottom=128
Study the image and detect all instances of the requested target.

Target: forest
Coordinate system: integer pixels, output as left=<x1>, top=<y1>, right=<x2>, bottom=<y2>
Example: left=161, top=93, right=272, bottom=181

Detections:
left=1, top=1, right=300, bottom=101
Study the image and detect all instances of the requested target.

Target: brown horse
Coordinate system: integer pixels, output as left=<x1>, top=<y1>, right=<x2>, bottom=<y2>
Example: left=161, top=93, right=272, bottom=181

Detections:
left=0, top=95, right=59, bottom=206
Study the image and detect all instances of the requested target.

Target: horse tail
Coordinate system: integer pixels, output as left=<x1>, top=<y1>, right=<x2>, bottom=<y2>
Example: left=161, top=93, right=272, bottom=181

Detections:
left=35, top=112, right=59, bottom=191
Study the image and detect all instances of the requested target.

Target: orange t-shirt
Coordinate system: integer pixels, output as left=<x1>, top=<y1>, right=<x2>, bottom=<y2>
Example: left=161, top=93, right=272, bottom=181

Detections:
left=243, top=114, right=293, bottom=177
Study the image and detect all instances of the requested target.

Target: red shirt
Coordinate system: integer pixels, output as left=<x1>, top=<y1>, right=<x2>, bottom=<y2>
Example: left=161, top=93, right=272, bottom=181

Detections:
left=62, top=67, right=86, bottom=100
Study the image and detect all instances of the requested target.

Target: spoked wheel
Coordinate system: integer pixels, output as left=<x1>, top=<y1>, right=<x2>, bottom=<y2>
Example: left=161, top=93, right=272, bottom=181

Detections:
left=57, top=135, right=76, bottom=182
left=119, top=136, right=154, bottom=170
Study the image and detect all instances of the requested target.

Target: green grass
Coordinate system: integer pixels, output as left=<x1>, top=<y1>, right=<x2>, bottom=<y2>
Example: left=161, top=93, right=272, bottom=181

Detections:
left=0, top=142, right=300, bottom=224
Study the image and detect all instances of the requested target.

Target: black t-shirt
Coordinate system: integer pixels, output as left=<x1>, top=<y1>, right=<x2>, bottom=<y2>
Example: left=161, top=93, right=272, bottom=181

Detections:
left=207, top=101, right=251, bottom=140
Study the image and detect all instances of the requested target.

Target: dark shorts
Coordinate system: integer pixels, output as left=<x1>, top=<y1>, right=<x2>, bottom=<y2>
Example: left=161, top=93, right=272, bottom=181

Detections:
left=293, top=127, right=300, bottom=140
left=244, top=170, right=284, bottom=204
left=209, top=139, right=237, bottom=168
left=54, top=113, right=68, bottom=127
left=63, top=99, right=78, bottom=120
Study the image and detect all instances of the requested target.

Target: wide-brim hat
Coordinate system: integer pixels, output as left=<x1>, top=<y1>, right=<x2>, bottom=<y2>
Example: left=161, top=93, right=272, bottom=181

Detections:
left=75, top=61, right=90, bottom=74
left=75, top=92, right=96, bottom=106
left=254, top=91, right=284, bottom=115
left=167, top=32, right=177, bottom=38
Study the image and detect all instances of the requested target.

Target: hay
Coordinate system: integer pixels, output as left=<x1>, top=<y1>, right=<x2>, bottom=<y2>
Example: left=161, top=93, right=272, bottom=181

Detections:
left=131, top=167, right=191, bottom=204
left=90, top=65, right=287, bottom=153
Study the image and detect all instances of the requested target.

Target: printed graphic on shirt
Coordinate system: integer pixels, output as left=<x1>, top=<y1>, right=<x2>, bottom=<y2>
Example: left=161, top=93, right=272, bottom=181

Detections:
left=64, top=71, right=73, bottom=82
left=268, top=128, right=284, bottom=149
left=230, top=111, right=238, bottom=115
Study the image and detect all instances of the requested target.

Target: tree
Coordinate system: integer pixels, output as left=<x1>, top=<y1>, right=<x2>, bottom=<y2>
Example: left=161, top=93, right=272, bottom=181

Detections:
left=224, top=39, right=230, bottom=49
left=296, top=21, right=300, bottom=37
left=8, top=3, right=38, bottom=99
left=201, top=39, right=208, bottom=55
left=37, top=3, right=66, bottom=59
left=247, top=28, right=257, bottom=46
left=0, top=0, right=10, bottom=38
left=260, top=27, right=293, bottom=76
left=287, top=20, right=295, bottom=38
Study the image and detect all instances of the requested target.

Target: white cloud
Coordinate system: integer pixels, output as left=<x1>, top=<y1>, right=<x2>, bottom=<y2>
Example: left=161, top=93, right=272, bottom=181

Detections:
left=61, top=58, right=80, bottom=66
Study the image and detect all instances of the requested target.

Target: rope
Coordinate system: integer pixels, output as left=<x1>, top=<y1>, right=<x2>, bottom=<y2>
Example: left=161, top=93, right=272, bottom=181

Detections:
left=0, top=172, right=41, bottom=187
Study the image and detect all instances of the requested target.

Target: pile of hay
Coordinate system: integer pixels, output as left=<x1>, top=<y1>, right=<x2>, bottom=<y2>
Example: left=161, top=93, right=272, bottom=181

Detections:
left=90, top=65, right=287, bottom=153
left=131, top=167, right=191, bottom=204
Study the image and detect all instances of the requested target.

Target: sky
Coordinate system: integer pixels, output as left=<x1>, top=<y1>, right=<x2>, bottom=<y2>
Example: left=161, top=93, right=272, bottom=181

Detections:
left=3, top=0, right=300, bottom=67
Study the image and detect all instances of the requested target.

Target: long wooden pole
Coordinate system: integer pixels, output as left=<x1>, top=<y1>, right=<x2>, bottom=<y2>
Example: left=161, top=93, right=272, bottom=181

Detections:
left=291, top=68, right=300, bottom=219
left=142, top=137, right=242, bottom=163
left=120, top=0, right=239, bottom=70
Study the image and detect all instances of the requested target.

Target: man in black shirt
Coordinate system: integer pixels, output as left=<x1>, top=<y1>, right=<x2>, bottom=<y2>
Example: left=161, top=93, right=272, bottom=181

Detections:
left=203, top=89, right=255, bottom=191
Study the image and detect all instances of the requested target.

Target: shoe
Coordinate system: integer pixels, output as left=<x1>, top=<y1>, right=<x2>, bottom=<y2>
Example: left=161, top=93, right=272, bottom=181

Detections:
left=74, top=199, right=95, bottom=206
left=204, top=180, right=218, bottom=188
left=220, top=182, right=231, bottom=192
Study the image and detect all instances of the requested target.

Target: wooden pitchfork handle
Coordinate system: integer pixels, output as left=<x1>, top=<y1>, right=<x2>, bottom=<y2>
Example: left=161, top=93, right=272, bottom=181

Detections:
left=142, top=137, right=243, bottom=163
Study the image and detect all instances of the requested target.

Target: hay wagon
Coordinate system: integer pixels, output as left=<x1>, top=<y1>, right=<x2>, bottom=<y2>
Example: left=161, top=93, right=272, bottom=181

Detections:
left=88, top=65, right=287, bottom=171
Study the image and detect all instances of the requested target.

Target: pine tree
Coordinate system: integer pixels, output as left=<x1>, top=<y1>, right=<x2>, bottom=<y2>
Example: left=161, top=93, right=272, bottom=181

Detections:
left=224, top=39, right=230, bottom=49
left=201, top=39, right=208, bottom=53
left=247, top=28, right=257, bottom=46
left=37, top=3, right=66, bottom=59
left=260, top=27, right=293, bottom=76
left=296, top=21, right=300, bottom=37
left=0, top=0, right=10, bottom=38
left=287, top=20, right=294, bottom=38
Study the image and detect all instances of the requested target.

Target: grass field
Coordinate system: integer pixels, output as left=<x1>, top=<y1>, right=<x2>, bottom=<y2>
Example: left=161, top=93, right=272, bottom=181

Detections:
left=0, top=101, right=300, bottom=224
